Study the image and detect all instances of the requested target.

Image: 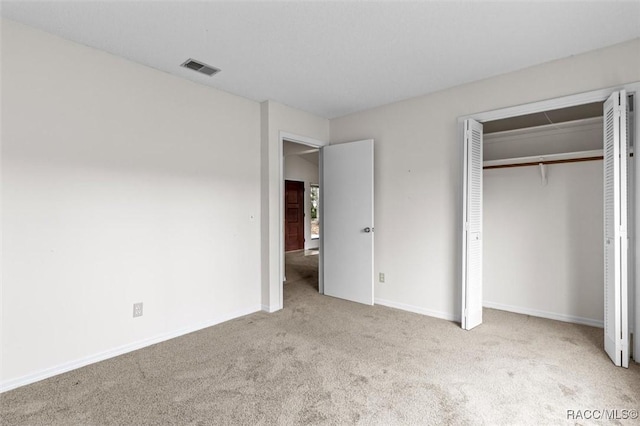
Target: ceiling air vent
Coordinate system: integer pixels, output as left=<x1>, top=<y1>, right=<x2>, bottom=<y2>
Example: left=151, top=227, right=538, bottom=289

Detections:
left=180, top=59, right=221, bottom=76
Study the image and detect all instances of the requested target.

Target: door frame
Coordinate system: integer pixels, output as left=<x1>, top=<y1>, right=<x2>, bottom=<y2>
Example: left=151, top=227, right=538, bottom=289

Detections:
left=279, top=131, right=328, bottom=309
left=458, top=81, right=640, bottom=363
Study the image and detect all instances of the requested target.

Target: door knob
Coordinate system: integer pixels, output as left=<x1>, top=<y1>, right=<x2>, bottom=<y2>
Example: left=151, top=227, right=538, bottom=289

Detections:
left=363, top=227, right=371, bottom=233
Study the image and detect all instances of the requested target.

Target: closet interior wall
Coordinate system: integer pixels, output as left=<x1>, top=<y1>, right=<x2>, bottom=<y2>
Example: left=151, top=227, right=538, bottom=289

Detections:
left=483, top=118, right=606, bottom=326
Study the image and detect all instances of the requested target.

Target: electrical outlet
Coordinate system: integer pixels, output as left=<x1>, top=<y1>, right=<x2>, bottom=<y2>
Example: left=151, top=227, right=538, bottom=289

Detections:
left=379, top=273, right=385, bottom=283
left=133, top=302, right=143, bottom=318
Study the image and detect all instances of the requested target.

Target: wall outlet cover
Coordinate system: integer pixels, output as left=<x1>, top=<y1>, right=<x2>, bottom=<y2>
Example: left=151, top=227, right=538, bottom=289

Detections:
left=133, top=302, right=143, bottom=318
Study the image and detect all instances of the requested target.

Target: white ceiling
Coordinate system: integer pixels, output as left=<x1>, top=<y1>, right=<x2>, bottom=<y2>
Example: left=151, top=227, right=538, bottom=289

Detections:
left=2, top=1, right=639, bottom=119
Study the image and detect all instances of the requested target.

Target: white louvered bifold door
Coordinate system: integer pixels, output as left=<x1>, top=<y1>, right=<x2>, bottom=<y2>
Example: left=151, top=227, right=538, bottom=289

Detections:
left=603, top=90, right=629, bottom=367
left=462, top=119, right=483, bottom=330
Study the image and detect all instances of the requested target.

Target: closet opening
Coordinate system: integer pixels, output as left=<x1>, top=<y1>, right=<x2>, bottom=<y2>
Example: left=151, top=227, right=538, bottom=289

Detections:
left=460, top=84, right=639, bottom=368
left=482, top=102, right=607, bottom=331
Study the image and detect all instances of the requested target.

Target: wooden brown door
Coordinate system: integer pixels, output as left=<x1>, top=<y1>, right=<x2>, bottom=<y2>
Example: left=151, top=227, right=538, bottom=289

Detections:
left=285, top=180, right=305, bottom=252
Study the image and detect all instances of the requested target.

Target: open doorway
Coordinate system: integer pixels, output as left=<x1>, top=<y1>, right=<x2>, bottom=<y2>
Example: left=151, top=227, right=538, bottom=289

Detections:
left=277, top=134, right=375, bottom=310
left=283, top=140, right=321, bottom=296
left=460, top=84, right=639, bottom=368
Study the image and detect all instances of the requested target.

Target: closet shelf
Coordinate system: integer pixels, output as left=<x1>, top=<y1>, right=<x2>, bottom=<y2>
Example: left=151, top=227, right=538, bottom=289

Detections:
left=483, top=149, right=604, bottom=170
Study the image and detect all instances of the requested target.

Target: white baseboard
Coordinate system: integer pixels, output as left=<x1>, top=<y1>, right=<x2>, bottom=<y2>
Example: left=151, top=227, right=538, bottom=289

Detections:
left=482, top=301, right=604, bottom=328
left=373, top=297, right=605, bottom=329
left=375, top=298, right=459, bottom=322
left=0, top=304, right=262, bottom=393
left=261, top=304, right=282, bottom=313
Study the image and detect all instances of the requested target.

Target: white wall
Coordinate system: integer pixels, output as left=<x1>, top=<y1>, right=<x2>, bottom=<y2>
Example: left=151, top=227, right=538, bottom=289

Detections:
left=1, top=20, right=262, bottom=390
left=261, top=101, right=329, bottom=311
left=484, top=161, right=604, bottom=326
left=330, top=38, right=640, bottom=321
left=284, top=154, right=319, bottom=250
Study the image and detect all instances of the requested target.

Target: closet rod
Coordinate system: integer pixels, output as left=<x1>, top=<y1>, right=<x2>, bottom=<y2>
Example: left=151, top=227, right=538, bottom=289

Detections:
left=484, top=156, right=602, bottom=170
left=483, top=152, right=634, bottom=170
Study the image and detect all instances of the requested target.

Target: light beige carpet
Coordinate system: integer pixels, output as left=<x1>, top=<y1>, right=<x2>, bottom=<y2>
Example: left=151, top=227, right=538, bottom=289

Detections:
left=2, top=252, right=639, bottom=425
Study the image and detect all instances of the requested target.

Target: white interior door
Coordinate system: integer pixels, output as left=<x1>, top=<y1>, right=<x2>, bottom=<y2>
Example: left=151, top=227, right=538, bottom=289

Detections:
left=322, top=139, right=374, bottom=305
left=462, top=119, right=483, bottom=330
left=603, top=90, right=629, bottom=367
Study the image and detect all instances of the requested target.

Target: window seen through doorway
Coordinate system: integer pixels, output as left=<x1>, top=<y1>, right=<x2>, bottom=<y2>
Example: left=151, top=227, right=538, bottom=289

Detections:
left=310, top=185, right=319, bottom=239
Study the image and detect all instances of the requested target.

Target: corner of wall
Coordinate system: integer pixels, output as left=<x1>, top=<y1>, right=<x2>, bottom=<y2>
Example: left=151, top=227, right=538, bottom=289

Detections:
left=260, top=101, right=272, bottom=309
